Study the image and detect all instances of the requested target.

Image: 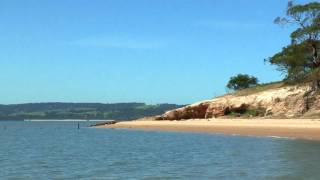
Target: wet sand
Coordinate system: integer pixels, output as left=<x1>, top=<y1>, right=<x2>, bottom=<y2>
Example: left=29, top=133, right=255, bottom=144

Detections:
left=96, top=119, right=320, bottom=140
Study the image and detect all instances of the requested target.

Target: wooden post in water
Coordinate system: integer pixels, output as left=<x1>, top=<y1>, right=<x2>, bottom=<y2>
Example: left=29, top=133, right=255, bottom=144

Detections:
left=77, top=122, right=80, bottom=130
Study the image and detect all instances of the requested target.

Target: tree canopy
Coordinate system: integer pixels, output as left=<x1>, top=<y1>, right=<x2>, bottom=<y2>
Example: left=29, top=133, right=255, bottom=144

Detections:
left=267, top=1, right=320, bottom=83
left=227, top=74, right=258, bottom=91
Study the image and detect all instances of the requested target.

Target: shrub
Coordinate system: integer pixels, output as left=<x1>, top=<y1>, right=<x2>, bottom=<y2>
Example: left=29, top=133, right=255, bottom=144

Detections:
left=227, top=74, right=259, bottom=91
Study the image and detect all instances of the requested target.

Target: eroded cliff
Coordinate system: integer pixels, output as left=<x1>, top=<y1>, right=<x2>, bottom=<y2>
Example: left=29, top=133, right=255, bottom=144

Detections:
left=156, top=83, right=320, bottom=120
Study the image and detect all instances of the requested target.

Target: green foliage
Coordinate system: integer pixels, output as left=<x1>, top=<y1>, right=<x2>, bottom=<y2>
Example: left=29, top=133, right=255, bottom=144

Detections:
left=267, top=1, right=320, bottom=82
left=0, top=103, right=184, bottom=120
left=227, top=74, right=259, bottom=91
left=225, top=107, right=266, bottom=118
left=268, top=42, right=314, bottom=82
left=244, top=108, right=266, bottom=117
left=227, top=112, right=240, bottom=117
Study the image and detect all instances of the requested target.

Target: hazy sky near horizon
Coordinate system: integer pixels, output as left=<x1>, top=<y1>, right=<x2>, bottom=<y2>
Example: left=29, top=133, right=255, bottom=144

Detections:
left=0, top=0, right=314, bottom=104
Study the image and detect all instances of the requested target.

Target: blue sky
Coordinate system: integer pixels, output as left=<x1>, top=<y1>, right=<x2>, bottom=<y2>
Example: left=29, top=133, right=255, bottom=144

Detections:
left=0, top=0, right=313, bottom=104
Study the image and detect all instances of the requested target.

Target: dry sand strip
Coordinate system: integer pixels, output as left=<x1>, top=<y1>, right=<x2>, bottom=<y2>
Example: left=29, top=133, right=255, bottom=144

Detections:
left=96, top=119, right=320, bottom=141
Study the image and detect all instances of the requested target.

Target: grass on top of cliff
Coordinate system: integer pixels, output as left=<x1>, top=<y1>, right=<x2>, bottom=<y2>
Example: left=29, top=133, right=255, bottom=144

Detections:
left=232, top=81, right=285, bottom=96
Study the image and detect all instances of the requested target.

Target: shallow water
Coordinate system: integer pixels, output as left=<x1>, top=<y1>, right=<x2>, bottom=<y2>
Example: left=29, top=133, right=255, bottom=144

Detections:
left=0, top=121, right=320, bottom=180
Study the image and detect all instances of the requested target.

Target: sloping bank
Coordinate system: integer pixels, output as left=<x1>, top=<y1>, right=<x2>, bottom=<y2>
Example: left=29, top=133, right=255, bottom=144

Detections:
left=155, top=83, right=320, bottom=120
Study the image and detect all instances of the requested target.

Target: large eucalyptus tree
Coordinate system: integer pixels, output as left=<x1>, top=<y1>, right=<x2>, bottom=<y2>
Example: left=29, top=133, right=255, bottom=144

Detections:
left=267, top=1, right=320, bottom=84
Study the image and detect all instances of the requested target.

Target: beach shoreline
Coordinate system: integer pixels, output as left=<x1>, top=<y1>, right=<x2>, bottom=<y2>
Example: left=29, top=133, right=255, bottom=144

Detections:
left=96, top=119, right=320, bottom=141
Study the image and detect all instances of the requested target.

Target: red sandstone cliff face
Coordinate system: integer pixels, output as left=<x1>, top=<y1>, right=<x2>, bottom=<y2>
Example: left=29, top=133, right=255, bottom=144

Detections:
left=156, top=84, right=320, bottom=120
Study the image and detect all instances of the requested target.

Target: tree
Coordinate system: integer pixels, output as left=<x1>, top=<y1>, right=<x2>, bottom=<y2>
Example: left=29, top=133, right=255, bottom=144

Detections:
left=267, top=1, right=320, bottom=83
left=227, top=74, right=258, bottom=91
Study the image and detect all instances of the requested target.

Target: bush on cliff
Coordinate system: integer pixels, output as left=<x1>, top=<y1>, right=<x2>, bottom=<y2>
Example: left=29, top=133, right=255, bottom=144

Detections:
left=227, top=74, right=259, bottom=91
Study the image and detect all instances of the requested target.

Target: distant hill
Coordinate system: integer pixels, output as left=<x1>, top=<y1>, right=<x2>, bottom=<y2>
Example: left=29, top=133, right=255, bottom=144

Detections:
left=0, top=102, right=184, bottom=120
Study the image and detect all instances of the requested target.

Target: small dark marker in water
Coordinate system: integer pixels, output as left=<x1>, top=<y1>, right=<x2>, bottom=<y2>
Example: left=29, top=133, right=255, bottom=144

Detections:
left=77, top=122, right=80, bottom=129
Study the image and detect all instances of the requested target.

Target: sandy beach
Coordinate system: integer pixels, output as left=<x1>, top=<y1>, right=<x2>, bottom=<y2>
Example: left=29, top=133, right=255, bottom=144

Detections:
left=96, top=119, right=320, bottom=140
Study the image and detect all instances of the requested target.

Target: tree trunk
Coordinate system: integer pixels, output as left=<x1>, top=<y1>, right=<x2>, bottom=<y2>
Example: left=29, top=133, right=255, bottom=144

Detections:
left=312, top=43, right=319, bottom=68
left=311, top=43, right=320, bottom=90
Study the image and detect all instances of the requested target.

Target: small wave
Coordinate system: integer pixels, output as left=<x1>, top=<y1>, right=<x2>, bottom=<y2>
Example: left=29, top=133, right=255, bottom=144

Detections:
left=267, top=136, right=296, bottom=140
left=24, top=119, right=112, bottom=122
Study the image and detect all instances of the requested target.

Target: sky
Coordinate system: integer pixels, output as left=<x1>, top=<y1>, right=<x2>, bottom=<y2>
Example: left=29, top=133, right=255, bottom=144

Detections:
left=0, top=0, right=314, bottom=105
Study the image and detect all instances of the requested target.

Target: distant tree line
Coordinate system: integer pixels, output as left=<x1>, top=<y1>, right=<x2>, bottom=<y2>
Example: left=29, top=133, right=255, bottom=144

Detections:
left=0, top=102, right=183, bottom=120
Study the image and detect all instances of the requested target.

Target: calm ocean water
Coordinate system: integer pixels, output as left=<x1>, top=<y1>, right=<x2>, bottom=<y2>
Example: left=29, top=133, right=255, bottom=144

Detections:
left=1, top=121, right=320, bottom=180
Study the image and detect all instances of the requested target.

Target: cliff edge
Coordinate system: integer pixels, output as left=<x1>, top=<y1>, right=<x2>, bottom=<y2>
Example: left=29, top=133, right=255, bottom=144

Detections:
left=156, top=83, right=320, bottom=120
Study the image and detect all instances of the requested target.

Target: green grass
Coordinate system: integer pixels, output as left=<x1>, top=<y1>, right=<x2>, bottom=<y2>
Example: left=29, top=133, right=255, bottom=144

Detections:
left=232, top=81, right=285, bottom=96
